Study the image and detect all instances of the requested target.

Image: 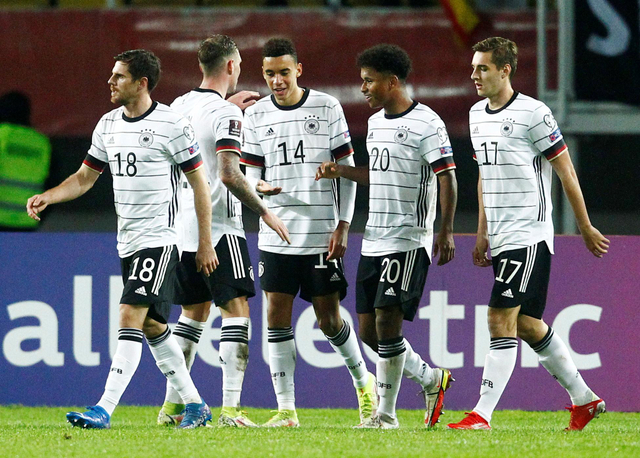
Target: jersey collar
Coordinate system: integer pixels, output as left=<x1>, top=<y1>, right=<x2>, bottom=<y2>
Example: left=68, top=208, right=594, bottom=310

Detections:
left=384, top=100, right=418, bottom=119
left=271, top=87, right=310, bottom=111
left=122, top=101, right=158, bottom=123
left=193, top=88, right=223, bottom=98
left=485, top=91, right=519, bottom=115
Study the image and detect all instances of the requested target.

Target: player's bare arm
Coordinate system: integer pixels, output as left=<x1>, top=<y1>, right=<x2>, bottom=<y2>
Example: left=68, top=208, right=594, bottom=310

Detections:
left=185, top=166, right=218, bottom=275
left=26, top=164, right=100, bottom=221
left=433, top=169, right=457, bottom=266
left=226, top=90, right=260, bottom=111
left=327, top=220, right=350, bottom=260
left=218, top=151, right=290, bottom=244
left=550, top=150, right=610, bottom=257
left=315, top=161, right=370, bottom=186
left=473, top=175, right=492, bottom=267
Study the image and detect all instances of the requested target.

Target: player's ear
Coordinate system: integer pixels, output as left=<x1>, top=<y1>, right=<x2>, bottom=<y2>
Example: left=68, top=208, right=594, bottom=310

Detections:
left=296, top=62, right=303, bottom=78
left=227, top=58, right=235, bottom=75
left=137, top=77, right=149, bottom=92
left=502, top=64, right=511, bottom=79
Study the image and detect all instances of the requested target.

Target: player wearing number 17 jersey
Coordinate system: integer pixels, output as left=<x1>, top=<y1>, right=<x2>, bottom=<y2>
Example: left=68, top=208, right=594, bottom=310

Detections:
left=27, top=50, right=216, bottom=429
left=316, top=44, right=457, bottom=429
left=241, top=38, right=375, bottom=427
left=447, top=37, right=610, bottom=432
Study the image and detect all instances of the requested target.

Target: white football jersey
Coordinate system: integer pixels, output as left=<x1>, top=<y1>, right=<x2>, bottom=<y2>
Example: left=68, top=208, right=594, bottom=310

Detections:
left=361, top=101, right=456, bottom=257
left=85, top=102, right=203, bottom=258
left=241, top=88, right=354, bottom=255
left=171, top=88, right=245, bottom=251
left=469, top=91, right=567, bottom=256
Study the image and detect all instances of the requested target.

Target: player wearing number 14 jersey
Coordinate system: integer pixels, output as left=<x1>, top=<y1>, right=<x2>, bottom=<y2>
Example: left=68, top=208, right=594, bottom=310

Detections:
left=241, top=38, right=375, bottom=427
left=447, top=37, right=610, bottom=432
left=316, top=44, right=457, bottom=429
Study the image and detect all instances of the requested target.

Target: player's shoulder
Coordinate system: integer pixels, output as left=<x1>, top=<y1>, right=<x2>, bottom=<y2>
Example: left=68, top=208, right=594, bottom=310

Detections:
left=307, top=88, right=342, bottom=108
left=513, top=92, right=547, bottom=111
left=368, top=108, right=386, bottom=123
left=414, top=102, right=445, bottom=123
left=470, top=98, right=487, bottom=113
left=152, top=101, right=187, bottom=122
left=244, top=94, right=273, bottom=116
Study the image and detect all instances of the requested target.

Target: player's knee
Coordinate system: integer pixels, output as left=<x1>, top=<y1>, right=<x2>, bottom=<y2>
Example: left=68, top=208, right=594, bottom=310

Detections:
left=317, top=314, right=342, bottom=336
left=359, top=330, right=378, bottom=352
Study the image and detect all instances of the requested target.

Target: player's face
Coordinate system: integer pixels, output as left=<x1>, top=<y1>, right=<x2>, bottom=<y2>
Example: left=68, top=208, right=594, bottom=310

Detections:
left=230, top=51, right=242, bottom=93
left=470, top=51, right=508, bottom=100
left=107, top=61, right=140, bottom=106
left=360, top=67, right=391, bottom=109
left=262, top=55, right=302, bottom=106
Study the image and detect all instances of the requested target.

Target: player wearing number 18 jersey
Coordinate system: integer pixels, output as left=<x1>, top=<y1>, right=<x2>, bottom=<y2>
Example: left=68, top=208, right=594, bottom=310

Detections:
left=27, top=50, right=215, bottom=429
left=241, top=38, right=375, bottom=428
left=447, top=37, right=610, bottom=432
left=316, top=44, right=457, bottom=429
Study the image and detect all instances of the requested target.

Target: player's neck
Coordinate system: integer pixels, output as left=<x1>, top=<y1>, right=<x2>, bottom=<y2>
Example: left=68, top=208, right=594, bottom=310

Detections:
left=383, top=93, right=413, bottom=116
left=487, top=86, right=515, bottom=111
left=123, top=94, right=153, bottom=118
left=199, top=77, right=228, bottom=99
left=278, top=86, right=304, bottom=107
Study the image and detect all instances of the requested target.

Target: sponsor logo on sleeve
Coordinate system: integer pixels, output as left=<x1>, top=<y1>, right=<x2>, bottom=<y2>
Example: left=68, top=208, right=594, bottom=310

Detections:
left=188, top=142, right=200, bottom=155
left=229, top=119, right=242, bottom=137
left=440, top=146, right=453, bottom=156
left=344, top=130, right=350, bottom=139
left=549, top=128, right=562, bottom=142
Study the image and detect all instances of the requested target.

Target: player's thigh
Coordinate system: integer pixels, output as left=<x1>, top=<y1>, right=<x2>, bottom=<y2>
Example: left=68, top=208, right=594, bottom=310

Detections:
left=300, top=252, right=348, bottom=303
left=211, top=235, right=256, bottom=310
left=120, top=245, right=179, bottom=324
left=489, top=241, right=551, bottom=320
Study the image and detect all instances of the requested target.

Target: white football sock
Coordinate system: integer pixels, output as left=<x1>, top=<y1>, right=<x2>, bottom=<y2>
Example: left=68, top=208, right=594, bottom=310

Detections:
left=267, top=327, right=296, bottom=411
left=474, top=337, right=518, bottom=423
left=326, top=320, right=369, bottom=389
left=402, top=338, right=436, bottom=388
left=532, top=328, right=595, bottom=406
left=220, top=317, right=250, bottom=409
left=377, top=337, right=406, bottom=419
left=98, top=328, right=144, bottom=416
left=164, top=315, right=205, bottom=405
left=148, top=327, right=200, bottom=405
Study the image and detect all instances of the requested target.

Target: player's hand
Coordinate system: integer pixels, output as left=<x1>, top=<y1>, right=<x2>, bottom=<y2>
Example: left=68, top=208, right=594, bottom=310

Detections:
left=227, top=90, right=260, bottom=111
left=473, top=235, right=491, bottom=267
left=434, top=230, right=455, bottom=266
left=315, top=161, right=340, bottom=181
left=327, top=221, right=349, bottom=260
left=256, top=179, right=282, bottom=196
left=26, top=194, right=49, bottom=221
left=196, top=244, right=219, bottom=276
left=580, top=224, right=610, bottom=258
left=262, top=210, right=291, bottom=244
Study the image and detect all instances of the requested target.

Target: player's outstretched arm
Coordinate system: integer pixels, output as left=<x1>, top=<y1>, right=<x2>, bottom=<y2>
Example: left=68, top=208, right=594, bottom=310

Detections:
left=315, top=161, right=369, bottom=186
left=550, top=150, right=610, bottom=257
left=185, top=167, right=218, bottom=275
left=219, top=152, right=290, bottom=243
left=26, top=164, right=100, bottom=221
left=227, top=90, right=261, bottom=111
left=433, top=170, right=457, bottom=266
left=473, top=175, right=492, bottom=267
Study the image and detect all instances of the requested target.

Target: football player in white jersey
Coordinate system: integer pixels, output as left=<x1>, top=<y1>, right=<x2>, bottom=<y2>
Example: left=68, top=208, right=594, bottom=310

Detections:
left=316, top=44, right=457, bottom=429
left=447, top=37, right=610, bottom=431
left=240, top=38, right=376, bottom=427
left=27, top=50, right=217, bottom=429
left=157, top=35, right=290, bottom=428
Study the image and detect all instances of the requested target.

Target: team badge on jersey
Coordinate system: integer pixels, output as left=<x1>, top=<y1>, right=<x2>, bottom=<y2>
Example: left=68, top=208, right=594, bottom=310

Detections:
left=304, top=116, right=320, bottom=134
left=394, top=128, right=408, bottom=144
left=500, top=119, right=514, bottom=137
left=183, top=125, right=195, bottom=142
left=229, top=120, right=242, bottom=137
left=437, top=127, right=448, bottom=144
left=139, top=130, right=154, bottom=147
left=543, top=113, right=557, bottom=130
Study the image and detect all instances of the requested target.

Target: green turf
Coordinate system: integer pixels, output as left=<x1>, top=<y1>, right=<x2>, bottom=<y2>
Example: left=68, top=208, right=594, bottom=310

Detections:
left=0, top=406, right=638, bottom=457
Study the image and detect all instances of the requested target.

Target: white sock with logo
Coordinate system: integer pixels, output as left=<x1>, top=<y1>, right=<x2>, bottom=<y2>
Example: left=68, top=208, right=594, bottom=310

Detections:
left=98, top=328, right=144, bottom=416
left=267, top=327, right=296, bottom=411
left=326, top=320, right=369, bottom=389
left=377, top=337, right=406, bottom=419
left=164, top=315, right=205, bottom=405
left=220, top=317, right=250, bottom=409
left=474, top=337, right=518, bottom=423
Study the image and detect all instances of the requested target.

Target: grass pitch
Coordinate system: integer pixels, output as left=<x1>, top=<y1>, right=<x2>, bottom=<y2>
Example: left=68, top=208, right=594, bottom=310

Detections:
left=0, top=406, right=638, bottom=458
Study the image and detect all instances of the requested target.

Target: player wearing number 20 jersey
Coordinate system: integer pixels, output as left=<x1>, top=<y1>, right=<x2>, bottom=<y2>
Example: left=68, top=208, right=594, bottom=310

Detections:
left=241, top=88, right=355, bottom=255
left=85, top=101, right=202, bottom=258
left=469, top=91, right=566, bottom=256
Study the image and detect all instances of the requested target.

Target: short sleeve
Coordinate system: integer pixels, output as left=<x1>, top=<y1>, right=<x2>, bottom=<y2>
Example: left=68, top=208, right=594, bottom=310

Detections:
left=327, top=101, right=353, bottom=162
left=240, top=109, right=265, bottom=169
left=214, top=104, right=243, bottom=156
left=528, top=105, right=567, bottom=161
left=420, top=117, right=456, bottom=174
left=84, top=119, right=108, bottom=173
left=169, top=117, right=203, bottom=174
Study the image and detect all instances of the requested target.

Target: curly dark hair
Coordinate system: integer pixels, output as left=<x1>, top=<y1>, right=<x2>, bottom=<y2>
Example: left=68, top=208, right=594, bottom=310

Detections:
left=472, top=37, right=518, bottom=80
left=262, top=37, right=298, bottom=63
left=356, top=44, right=412, bottom=81
left=198, top=35, right=238, bottom=75
left=114, top=49, right=161, bottom=92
